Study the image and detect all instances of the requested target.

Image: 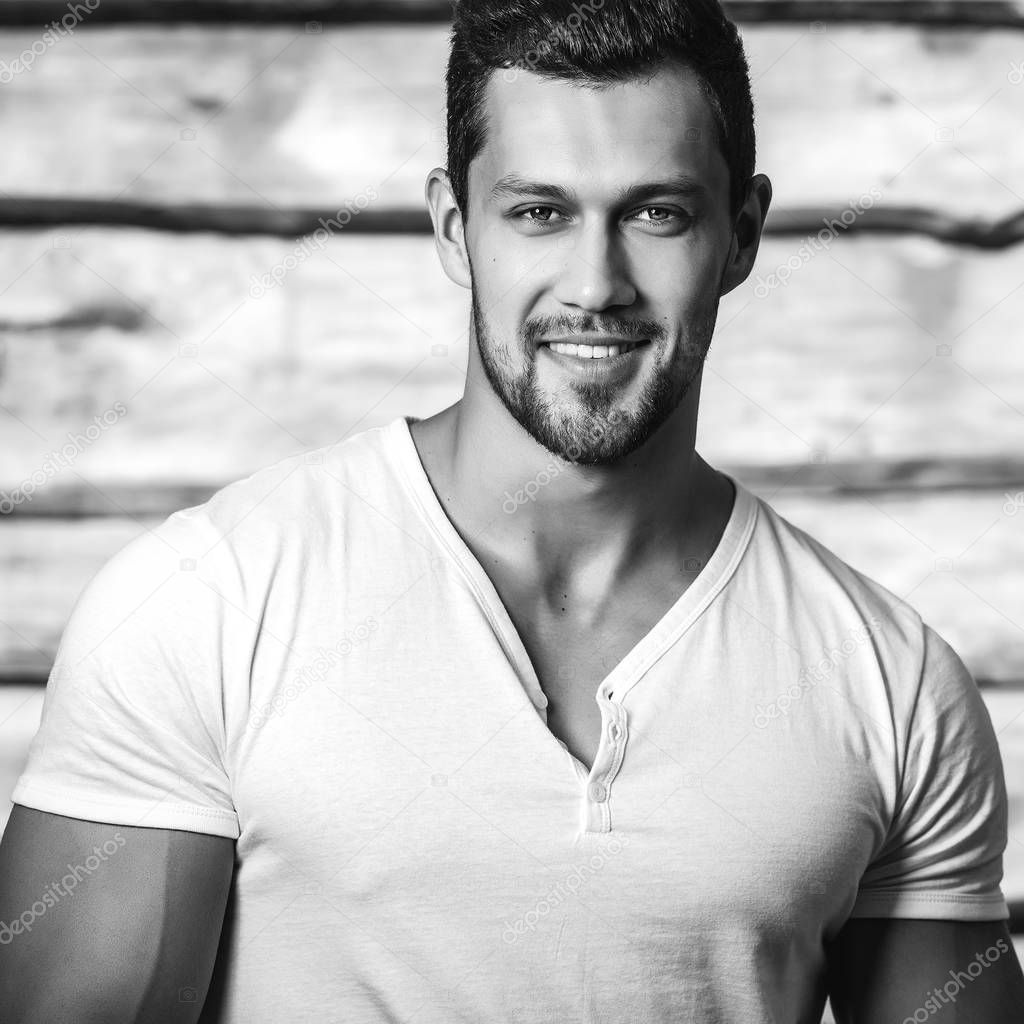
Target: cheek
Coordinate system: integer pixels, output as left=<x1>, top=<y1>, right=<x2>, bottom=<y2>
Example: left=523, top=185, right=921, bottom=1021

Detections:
left=484, top=285, right=534, bottom=331
left=476, top=266, right=551, bottom=327
left=637, top=234, right=722, bottom=290
left=648, top=280, right=718, bottom=335
left=470, top=280, right=533, bottom=350
left=472, top=222, right=552, bottom=283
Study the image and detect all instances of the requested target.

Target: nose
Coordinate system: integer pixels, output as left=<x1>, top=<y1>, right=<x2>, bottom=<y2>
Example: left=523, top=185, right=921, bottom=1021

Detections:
left=551, top=222, right=637, bottom=311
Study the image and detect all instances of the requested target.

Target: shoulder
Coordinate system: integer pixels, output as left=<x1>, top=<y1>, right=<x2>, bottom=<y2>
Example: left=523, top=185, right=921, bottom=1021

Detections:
left=745, top=488, right=991, bottom=706
left=740, top=486, right=925, bottom=654
left=738, top=488, right=995, bottom=766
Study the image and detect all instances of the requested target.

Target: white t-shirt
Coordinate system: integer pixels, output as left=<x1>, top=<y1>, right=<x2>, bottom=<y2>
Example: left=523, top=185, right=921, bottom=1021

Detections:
left=12, top=416, right=1009, bottom=1023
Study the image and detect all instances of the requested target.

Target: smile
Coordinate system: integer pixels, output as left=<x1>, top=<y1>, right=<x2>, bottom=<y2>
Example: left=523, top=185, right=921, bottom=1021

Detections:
left=541, top=340, right=649, bottom=359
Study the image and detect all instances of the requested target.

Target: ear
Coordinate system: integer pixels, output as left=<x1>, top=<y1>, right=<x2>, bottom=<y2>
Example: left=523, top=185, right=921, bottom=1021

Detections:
left=719, top=173, right=772, bottom=298
left=425, top=167, right=472, bottom=290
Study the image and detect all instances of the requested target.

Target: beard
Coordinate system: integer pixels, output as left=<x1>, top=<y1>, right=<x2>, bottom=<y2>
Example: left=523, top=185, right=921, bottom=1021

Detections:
left=470, top=279, right=722, bottom=466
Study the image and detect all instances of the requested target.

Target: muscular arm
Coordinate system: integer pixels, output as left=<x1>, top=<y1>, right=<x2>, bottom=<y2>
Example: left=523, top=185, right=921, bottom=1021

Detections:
left=826, top=916, right=1024, bottom=1023
left=0, top=805, right=234, bottom=1023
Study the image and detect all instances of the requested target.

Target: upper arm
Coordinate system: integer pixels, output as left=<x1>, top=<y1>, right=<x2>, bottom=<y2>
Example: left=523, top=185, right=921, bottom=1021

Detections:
left=850, top=625, right=1008, bottom=923
left=826, top=916, right=1024, bottom=1023
left=0, top=805, right=234, bottom=1024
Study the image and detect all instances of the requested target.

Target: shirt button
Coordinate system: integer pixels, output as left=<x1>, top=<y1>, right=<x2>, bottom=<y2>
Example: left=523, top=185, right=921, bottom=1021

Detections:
left=588, top=782, right=608, bottom=803
left=608, top=722, right=621, bottom=742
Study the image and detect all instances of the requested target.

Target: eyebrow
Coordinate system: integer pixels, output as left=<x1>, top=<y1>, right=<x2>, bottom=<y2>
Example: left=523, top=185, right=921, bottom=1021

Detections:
left=488, top=172, right=711, bottom=206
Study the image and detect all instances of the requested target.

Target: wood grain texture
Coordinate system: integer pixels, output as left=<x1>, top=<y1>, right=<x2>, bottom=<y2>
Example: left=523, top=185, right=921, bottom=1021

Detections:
left=2, top=199, right=1022, bottom=249
left=1, top=1, right=1023, bottom=27
left=3, top=488, right=1023, bottom=681
left=0, top=24, right=1020, bottom=216
left=1, top=231, right=1021, bottom=491
left=4, top=456, right=1024, bottom=518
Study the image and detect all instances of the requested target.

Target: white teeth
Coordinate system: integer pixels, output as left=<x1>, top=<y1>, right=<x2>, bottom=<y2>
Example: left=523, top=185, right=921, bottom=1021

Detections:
left=547, top=342, right=640, bottom=359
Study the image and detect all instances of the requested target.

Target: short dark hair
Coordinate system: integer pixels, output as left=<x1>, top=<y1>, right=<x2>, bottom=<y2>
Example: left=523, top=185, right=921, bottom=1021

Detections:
left=445, top=0, right=756, bottom=224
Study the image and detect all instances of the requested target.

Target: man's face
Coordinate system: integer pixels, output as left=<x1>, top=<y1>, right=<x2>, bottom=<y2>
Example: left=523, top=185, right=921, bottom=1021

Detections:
left=462, top=61, right=735, bottom=465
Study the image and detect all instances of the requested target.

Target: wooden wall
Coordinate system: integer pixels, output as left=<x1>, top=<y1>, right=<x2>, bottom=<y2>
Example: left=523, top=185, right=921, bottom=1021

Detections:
left=1, top=1, right=1023, bottom=989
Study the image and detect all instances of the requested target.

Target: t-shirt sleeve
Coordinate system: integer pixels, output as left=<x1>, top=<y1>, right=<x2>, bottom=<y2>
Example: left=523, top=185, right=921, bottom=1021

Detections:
left=11, top=509, right=240, bottom=839
left=850, top=623, right=1009, bottom=921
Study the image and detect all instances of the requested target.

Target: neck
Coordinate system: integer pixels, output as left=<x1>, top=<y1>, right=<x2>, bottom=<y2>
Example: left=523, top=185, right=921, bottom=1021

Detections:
left=409, top=381, right=727, bottom=596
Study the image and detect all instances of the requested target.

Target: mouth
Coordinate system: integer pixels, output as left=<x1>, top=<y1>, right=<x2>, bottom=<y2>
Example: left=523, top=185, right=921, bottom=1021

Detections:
left=538, top=338, right=650, bottom=360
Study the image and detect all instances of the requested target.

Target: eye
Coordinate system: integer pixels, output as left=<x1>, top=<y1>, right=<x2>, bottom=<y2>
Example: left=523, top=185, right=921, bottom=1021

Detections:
left=633, top=206, right=690, bottom=226
left=511, top=205, right=692, bottom=230
left=518, top=206, right=563, bottom=224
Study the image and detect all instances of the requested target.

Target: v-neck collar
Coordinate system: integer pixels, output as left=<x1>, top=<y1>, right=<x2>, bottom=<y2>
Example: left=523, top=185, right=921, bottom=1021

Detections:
left=385, top=415, right=758, bottom=713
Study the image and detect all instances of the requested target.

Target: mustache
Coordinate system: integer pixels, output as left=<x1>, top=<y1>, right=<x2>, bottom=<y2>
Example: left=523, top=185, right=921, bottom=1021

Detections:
left=523, top=316, right=664, bottom=344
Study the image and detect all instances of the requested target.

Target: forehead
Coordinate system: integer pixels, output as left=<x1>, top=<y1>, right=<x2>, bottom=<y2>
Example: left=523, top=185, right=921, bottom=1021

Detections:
left=476, top=62, right=726, bottom=201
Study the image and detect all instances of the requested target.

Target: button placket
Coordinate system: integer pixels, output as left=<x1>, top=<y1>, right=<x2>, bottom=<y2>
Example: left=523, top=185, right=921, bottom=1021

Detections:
left=581, top=696, right=628, bottom=832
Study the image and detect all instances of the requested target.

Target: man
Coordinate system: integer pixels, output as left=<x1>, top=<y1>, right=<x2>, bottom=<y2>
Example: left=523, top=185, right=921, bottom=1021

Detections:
left=1, top=0, right=1021, bottom=1021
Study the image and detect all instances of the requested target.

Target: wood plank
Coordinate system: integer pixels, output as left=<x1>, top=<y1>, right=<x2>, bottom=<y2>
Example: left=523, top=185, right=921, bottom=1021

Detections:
left=0, top=201, right=432, bottom=235
left=0, top=25, right=1021, bottom=216
left=1, top=230, right=1022, bottom=491
left=1, top=199, right=1021, bottom=249
left=3, top=489, right=1024, bottom=680
left=2, top=1, right=1023, bottom=28
left=5, top=455, right=1024, bottom=519
left=0, top=0, right=453, bottom=25
left=0, top=231, right=463, bottom=491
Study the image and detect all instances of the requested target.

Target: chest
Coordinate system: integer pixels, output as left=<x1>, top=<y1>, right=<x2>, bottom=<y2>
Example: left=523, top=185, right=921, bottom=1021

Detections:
left=498, top=588, right=686, bottom=773
left=236, top=579, right=886, bottom=947
left=525, top=632, right=616, bottom=771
